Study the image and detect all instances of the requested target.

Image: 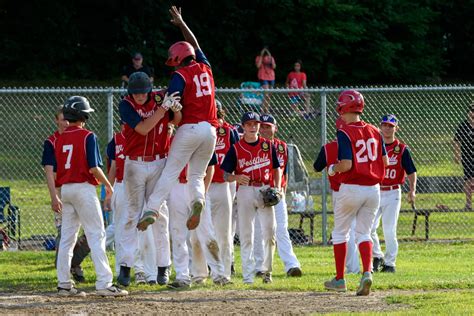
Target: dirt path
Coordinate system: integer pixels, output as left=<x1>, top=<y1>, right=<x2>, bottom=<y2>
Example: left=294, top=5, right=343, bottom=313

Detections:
left=0, top=289, right=410, bottom=314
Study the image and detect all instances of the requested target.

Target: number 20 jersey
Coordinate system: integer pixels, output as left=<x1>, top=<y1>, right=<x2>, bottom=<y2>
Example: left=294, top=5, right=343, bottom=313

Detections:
left=338, top=121, right=385, bottom=186
left=174, top=61, right=218, bottom=127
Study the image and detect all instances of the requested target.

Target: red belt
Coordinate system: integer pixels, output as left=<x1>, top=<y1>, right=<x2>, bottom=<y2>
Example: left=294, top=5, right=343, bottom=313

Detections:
left=127, top=154, right=166, bottom=162
left=116, top=180, right=123, bottom=184
left=380, top=185, right=400, bottom=191
left=179, top=178, right=187, bottom=184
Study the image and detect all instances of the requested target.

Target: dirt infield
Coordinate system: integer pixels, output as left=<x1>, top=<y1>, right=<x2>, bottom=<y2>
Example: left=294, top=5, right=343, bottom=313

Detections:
left=0, top=289, right=408, bottom=314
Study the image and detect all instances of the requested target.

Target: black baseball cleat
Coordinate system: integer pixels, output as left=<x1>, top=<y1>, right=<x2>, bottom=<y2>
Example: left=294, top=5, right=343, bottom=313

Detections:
left=255, top=271, right=265, bottom=278
left=381, top=265, right=396, bottom=273
left=157, top=266, right=170, bottom=285
left=372, top=257, right=384, bottom=273
left=71, top=266, right=86, bottom=283
left=287, top=267, right=303, bottom=277
left=117, top=266, right=131, bottom=287
left=231, top=263, right=236, bottom=276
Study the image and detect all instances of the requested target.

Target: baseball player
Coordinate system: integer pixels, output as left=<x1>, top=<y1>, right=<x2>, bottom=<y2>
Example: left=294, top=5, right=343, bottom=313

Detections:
left=105, top=126, right=157, bottom=285
left=253, top=114, right=302, bottom=277
left=42, top=106, right=91, bottom=283
left=221, top=112, right=282, bottom=284
left=203, top=103, right=238, bottom=280
left=314, top=118, right=360, bottom=274
left=138, top=6, right=218, bottom=232
left=323, top=90, right=388, bottom=296
left=371, top=114, right=417, bottom=273
left=117, top=71, right=181, bottom=286
left=314, top=145, right=360, bottom=274
left=54, top=96, right=127, bottom=297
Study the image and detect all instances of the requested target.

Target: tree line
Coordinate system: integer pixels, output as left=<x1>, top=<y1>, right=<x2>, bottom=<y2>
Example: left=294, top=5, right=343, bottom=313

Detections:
left=1, top=0, right=473, bottom=86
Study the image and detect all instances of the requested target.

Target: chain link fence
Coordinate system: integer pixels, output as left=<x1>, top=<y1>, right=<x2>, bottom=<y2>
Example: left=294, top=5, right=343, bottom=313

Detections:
left=0, top=86, right=472, bottom=250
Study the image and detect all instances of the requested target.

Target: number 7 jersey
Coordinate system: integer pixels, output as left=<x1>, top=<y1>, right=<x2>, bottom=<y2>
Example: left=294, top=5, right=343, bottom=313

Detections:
left=338, top=121, right=385, bottom=186
left=174, top=61, right=218, bottom=127
left=55, top=126, right=99, bottom=186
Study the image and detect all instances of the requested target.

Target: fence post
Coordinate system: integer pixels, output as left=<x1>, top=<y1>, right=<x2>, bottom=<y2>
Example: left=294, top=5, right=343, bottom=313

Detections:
left=107, top=89, right=114, bottom=142
left=320, top=89, right=328, bottom=245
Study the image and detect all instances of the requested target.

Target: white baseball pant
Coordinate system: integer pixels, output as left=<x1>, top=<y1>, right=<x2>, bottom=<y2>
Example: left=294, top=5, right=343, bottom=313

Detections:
left=57, top=182, right=113, bottom=290
left=332, top=184, right=380, bottom=245
left=116, top=158, right=166, bottom=268
left=208, top=182, right=233, bottom=278
left=148, top=122, right=217, bottom=214
left=346, top=219, right=361, bottom=273
left=168, top=182, right=192, bottom=284
left=190, top=193, right=226, bottom=281
left=254, top=195, right=300, bottom=273
left=371, top=188, right=402, bottom=267
left=237, top=185, right=276, bottom=284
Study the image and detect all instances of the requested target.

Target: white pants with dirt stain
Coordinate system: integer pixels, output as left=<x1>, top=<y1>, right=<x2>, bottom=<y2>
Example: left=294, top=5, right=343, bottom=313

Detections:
left=116, top=158, right=170, bottom=269
left=168, top=182, right=192, bottom=284
left=147, top=122, right=217, bottom=215
left=237, top=185, right=276, bottom=284
left=190, top=193, right=226, bottom=281
left=57, top=182, right=113, bottom=290
left=208, top=182, right=233, bottom=279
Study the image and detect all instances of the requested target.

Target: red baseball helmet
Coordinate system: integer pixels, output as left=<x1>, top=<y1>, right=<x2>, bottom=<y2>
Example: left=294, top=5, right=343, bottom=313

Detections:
left=165, top=41, right=195, bottom=67
left=336, top=89, right=364, bottom=115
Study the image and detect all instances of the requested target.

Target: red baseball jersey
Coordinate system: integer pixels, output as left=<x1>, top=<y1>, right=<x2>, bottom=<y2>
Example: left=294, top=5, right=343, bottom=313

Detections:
left=338, top=121, right=385, bottom=186
left=114, top=132, right=126, bottom=182
left=174, top=62, right=218, bottom=127
left=123, top=91, right=171, bottom=157
left=55, top=127, right=99, bottom=186
left=213, top=125, right=232, bottom=183
left=324, top=141, right=343, bottom=191
left=382, top=139, right=407, bottom=186
left=46, top=131, right=61, bottom=187
left=222, top=121, right=234, bottom=130
left=273, top=138, right=288, bottom=189
left=234, top=137, right=274, bottom=185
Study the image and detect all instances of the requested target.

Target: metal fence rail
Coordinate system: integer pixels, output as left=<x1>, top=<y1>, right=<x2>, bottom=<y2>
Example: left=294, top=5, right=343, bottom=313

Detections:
left=0, top=85, right=472, bottom=250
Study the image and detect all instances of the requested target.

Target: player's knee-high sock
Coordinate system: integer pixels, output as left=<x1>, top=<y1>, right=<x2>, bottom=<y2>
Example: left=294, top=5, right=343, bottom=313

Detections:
left=358, top=241, right=373, bottom=273
left=333, top=242, right=347, bottom=280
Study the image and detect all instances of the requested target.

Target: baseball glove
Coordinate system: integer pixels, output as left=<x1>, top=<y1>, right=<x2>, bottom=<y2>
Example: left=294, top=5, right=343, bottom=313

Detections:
left=260, top=187, right=282, bottom=207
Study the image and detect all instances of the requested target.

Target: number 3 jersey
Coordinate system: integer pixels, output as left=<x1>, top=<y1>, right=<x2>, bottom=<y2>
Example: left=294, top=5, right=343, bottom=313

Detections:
left=55, top=126, right=101, bottom=186
left=338, top=121, right=386, bottom=186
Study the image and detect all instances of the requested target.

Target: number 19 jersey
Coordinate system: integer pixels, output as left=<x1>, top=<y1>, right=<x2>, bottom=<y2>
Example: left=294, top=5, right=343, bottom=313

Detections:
left=174, top=61, right=218, bottom=127
left=338, top=121, right=385, bottom=186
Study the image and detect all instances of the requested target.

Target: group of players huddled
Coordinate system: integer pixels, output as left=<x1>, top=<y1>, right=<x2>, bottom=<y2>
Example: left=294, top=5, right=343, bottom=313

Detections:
left=41, top=6, right=416, bottom=297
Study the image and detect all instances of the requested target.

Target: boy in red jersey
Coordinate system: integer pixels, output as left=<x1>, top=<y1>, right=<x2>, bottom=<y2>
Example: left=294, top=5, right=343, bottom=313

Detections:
left=253, top=114, right=302, bottom=278
left=54, top=96, right=127, bottom=297
left=139, top=6, right=218, bottom=232
left=221, top=112, right=282, bottom=284
left=42, top=107, right=91, bottom=283
left=324, top=90, right=388, bottom=296
left=118, top=71, right=181, bottom=286
left=371, top=115, right=417, bottom=273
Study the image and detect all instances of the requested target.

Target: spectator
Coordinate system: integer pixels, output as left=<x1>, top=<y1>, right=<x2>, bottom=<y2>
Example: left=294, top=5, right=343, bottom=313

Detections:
left=454, top=106, right=474, bottom=211
left=255, top=47, right=276, bottom=113
left=121, top=52, right=154, bottom=87
left=285, top=60, right=313, bottom=118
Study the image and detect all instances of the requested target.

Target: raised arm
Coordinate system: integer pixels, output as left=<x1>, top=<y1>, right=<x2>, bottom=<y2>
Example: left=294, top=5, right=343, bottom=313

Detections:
left=169, top=6, right=200, bottom=50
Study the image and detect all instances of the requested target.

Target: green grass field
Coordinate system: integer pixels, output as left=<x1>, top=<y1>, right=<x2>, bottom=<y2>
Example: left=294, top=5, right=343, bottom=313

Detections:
left=0, top=242, right=473, bottom=314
